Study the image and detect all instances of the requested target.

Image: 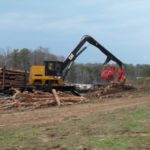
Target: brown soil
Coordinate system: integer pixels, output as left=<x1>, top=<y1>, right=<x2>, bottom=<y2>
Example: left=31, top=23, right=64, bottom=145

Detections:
left=0, top=89, right=149, bottom=128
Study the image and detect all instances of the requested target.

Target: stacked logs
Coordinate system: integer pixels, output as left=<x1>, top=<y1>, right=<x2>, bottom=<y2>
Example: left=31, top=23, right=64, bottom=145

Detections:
left=94, top=82, right=136, bottom=98
left=0, top=67, right=28, bottom=90
left=86, top=82, right=136, bottom=100
left=0, top=90, right=86, bottom=110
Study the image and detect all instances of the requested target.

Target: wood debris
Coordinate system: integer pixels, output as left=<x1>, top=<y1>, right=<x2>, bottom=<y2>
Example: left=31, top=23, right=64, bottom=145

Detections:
left=52, top=89, right=61, bottom=106
left=86, top=82, right=136, bottom=99
left=0, top=90, right=86, bottom=110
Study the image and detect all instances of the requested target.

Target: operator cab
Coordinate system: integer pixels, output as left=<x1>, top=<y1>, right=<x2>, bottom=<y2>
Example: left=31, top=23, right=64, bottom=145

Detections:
left=44, top=61, right=63, bottom=76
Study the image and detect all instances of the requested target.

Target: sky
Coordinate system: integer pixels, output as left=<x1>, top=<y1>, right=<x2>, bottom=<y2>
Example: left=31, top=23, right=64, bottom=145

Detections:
left=0, top=0, right=150, bottom=64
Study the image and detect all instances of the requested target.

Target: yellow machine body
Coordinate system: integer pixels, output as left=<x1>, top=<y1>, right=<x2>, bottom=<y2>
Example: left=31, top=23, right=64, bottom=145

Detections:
left=29, top=65, right=64, bottom=87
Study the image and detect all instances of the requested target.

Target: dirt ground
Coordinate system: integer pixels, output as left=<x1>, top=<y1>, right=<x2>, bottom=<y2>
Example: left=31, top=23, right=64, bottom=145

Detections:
left=0, top=89, right=149, bottom=128
left=0, top=87, right=150, bottom=150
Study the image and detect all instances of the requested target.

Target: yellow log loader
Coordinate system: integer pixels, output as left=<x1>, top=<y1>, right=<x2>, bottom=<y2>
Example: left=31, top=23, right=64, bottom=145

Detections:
left=28, top=35, right=123, bottom=92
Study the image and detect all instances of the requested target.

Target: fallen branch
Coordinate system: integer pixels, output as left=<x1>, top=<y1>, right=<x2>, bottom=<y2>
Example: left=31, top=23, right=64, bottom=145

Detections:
left=52, top=89, right=61, bottom=106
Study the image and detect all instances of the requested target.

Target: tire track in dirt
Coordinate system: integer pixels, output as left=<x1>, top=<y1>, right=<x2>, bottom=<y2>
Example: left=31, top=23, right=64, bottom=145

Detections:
left=0, top=96, right=149, bottom=127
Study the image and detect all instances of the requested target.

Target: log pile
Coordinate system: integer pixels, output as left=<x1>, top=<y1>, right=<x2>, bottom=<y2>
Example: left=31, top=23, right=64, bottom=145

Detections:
left=0, top=90, right=86, bottom=110
left=87, top=82, right=136, bottom=99
left=0, top=68, right=27, bottom=90
left=97, top=82, right=135, bottom=96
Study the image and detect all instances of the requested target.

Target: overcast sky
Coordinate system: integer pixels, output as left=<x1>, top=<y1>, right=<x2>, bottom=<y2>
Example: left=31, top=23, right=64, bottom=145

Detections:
left=0, top=0, right=150, bottom=64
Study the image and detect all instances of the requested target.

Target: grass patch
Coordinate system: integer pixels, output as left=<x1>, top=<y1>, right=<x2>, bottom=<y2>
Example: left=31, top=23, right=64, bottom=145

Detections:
left=92, top=136, right=150, bottom=150
left=117, top=106, right=150, bottom=132
left=40, top=104, right=150, bottom=149
left=0, top=126, right=43, bottom=149
left=0, top=104, right=150, bottom=149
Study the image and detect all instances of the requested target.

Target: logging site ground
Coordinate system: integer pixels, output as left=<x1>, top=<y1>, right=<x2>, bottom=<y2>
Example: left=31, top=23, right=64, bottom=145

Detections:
left=0, top=83, right=150, bottom=150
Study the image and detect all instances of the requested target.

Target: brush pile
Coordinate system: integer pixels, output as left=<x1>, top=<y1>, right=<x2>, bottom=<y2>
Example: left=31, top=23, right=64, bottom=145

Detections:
left=87, top=82, right=136, bottom=99
left=0, top=89, right=86, bottom=110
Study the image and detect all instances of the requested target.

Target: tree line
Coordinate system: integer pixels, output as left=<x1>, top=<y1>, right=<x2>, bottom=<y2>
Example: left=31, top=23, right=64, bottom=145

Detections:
left=67, top=63, right=150, bottom=83
left=0, top=47, right=64, bottom=70
left=0, top=48, right=150, bottom=84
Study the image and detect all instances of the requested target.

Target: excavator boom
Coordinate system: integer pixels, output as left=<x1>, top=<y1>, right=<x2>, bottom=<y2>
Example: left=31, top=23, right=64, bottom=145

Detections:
left=62, top=35, right=123, bottom=78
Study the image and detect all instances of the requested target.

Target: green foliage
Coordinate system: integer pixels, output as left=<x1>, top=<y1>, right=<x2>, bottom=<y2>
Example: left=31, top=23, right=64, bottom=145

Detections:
left=141, top=65, right=150, bottom=76
left=8, top=49, right=20, bottom=69
left=0, top=47, right=59, bottom=70
left=19, top=48, right=31, bottom=70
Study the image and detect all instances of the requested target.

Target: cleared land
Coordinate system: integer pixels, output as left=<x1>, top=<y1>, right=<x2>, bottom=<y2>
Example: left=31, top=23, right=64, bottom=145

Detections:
left=0, top=88, right=150, bottom=150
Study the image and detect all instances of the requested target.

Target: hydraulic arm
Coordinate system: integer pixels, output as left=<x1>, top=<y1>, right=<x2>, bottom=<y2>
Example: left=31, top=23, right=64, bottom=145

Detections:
left=62, top=35, right=123, bottom=78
